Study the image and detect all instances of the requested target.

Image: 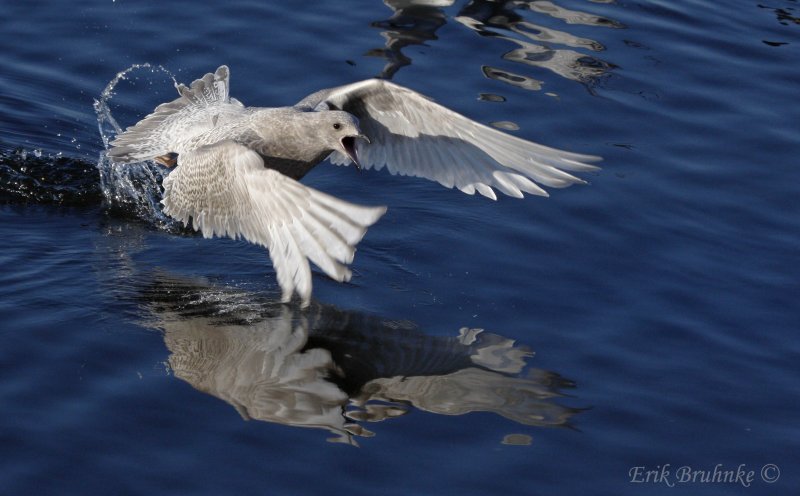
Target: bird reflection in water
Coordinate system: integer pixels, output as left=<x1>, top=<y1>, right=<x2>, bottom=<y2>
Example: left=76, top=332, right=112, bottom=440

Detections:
left=139, top=275, right=582, bottom=445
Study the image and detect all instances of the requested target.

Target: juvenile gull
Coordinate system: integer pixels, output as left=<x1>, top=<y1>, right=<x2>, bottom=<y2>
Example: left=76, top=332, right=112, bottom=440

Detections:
left=108, top=66, right=600, bottom=305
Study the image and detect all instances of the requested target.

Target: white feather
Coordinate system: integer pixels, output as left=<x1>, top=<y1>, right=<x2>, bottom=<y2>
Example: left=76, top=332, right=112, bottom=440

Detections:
left=314, top=79, right=600, bottom=200
left=161, top=140, right=386, bottom=306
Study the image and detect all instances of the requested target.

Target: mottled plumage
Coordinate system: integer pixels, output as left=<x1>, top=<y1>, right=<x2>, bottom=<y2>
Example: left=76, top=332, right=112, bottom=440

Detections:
left=108, top=65, right=600, bottom=304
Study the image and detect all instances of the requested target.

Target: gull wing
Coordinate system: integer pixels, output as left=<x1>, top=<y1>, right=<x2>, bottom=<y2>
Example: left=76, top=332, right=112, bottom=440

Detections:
left=109, top=65, right=245, bottom=163
left=305, top=79, right=600, bottom=199
left=161, top=140, right=386, bottom=304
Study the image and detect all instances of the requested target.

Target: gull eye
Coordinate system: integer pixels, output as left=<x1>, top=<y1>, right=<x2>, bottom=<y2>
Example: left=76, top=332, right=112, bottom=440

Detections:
left=333, top=123, right=341, bottom=130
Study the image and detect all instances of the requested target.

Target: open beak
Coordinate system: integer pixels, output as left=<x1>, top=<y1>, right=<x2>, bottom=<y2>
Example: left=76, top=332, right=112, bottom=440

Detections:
left=340, top=134, right=370, bottom=171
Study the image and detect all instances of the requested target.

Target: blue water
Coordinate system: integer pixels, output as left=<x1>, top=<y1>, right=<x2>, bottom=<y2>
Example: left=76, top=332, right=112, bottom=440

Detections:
left=2, top=1, right=799, bottom=494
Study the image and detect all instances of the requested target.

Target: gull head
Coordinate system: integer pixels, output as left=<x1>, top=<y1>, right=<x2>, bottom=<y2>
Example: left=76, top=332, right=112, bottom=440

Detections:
left=321, top=111, right=370, bottom=169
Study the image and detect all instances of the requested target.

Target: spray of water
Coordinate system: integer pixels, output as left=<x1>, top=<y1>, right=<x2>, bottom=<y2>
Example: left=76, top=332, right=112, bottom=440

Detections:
left=93, top=63, right=184, bottom=231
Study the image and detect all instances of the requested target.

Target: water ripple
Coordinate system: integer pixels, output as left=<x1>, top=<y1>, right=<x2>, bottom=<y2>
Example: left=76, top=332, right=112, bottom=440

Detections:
left=456, top=0, right=621, bottom=90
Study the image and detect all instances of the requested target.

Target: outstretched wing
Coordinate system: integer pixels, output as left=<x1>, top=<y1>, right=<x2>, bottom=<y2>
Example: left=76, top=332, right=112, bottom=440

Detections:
left=161, top=140, right=386, bottom=304
left=302, top=79, right=600, bottom=200
left=109, top=65, right=245, bottom=163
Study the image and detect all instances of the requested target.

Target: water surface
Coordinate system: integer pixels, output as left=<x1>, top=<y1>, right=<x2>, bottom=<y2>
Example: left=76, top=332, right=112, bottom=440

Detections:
left=1, top=1, right=799, bottom=494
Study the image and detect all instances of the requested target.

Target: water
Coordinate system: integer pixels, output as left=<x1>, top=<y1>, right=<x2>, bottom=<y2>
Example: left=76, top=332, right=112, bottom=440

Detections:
left=1, top=1, right=799, bottom=494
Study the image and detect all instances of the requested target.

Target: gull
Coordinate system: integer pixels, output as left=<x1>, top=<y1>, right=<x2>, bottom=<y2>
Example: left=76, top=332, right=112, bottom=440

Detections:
left=108, top=66, right=600, bottom=305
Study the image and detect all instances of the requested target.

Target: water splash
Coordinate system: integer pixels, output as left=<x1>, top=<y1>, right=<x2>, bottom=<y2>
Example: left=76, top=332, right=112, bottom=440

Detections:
left=94, top=63, right=178, bottom=146
left=93, top=63, right=184, bottom=231
left=1, top=64, right=187, bottom=229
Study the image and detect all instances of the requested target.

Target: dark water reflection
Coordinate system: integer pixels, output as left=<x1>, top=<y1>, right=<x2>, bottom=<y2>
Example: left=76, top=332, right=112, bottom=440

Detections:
left=0, top=147, right=101, bottom=205
left=366, top=0, right=620, bottom=90
left=139, top=275, right=581, bottom=445
left=457, top=0, right=619, bottom=90
left=368, top=0, right=454, bottom=79
left=758, top=2, right=800, bottom=26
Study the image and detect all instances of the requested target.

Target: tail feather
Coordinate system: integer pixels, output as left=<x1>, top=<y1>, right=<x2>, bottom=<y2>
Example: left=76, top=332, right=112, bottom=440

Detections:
left=176, top=65, right=231, bottom=107
left=108, top=66, right=232, bottom=164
